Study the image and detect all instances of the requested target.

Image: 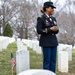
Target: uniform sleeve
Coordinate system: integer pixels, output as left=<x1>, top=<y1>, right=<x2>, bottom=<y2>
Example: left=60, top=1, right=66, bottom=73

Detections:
left=47, top=28, right=52, bottom=33
left=51, top=17, right=59, bottom=34
left=36, top=17, right=46, bottom=34
left=52, top=29, right=59, bottom=34
left=36, top=17, right=53, bottom=34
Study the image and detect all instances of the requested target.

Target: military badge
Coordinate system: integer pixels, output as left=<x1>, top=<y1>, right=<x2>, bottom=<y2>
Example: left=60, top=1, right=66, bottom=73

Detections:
left=53, top=20, right=57, bottom=25
left=46, top=20, right=49, bottom=23
left=46, top=20, right=50, bottom=24
left=50, top=18, right=52, bottom=22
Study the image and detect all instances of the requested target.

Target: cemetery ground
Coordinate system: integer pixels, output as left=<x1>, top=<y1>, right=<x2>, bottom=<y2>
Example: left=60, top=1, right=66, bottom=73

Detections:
left=0, top=42, right=75, bottom=75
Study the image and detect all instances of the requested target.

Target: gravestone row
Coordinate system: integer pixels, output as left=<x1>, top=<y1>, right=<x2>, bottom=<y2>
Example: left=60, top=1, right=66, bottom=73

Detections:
left=0, top=36, right=15, bottom=52
left=22, top=39, right=73, bottom=73
left=22, top=39, right=42, bottom=54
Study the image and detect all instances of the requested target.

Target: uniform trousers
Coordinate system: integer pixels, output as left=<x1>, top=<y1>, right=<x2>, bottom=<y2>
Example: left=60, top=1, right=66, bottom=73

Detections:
left=42, top=47, right=57, bottom=73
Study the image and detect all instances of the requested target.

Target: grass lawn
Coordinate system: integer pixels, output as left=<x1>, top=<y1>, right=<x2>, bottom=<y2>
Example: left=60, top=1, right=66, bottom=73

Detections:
left=0, top=42, right=75, bottom=75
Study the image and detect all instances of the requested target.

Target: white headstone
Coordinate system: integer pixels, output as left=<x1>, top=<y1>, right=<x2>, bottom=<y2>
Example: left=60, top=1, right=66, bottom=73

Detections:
left=0, top=36, right=10, bottom=50
left=58, top=44, right=72, bottom=61
left=28, top=40, right=33, bottom=48
left=36, top=47, right=42, bottom=54
left=66, top=46, right=72, bottom=61
left=57, top=44, right=65, bottom=52
left=16, top=50, right=30, bottom=74
left=17, top=69, right=56, bottom=75
left=2, top=37, right=9, bottom=49
left=22, top=39, right=29, bottom=46
left=58, top=51, right=68, bottom=72
left=17, top=40, right=27, bottom=51
left=73, top=45, right=75, bottom=50
left=0, top=40, right=2, bottom=52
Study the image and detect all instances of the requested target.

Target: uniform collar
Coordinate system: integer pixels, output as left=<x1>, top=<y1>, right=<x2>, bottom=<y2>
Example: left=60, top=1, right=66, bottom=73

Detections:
left=45, top=13, right=50, bottom=18
left=43, top=13, right=52, bottom=18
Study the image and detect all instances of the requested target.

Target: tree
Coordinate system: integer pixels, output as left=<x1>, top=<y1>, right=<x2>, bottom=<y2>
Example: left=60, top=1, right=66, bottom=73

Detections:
left=0, top=0, right=20, bottom=31
left=56, top=0, right=75, bottom=45
left=11, top=0, right=41, bottom=39
left=3, top=23, right=13, bottom=37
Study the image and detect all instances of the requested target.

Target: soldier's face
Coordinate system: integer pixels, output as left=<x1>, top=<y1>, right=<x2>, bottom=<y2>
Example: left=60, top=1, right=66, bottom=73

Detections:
left=46, top=7, right=54, bottom=15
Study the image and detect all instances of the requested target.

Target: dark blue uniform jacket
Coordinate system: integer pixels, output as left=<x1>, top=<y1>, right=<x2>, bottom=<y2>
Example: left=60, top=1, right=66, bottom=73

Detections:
left=36, top=13, right=59, bottom=47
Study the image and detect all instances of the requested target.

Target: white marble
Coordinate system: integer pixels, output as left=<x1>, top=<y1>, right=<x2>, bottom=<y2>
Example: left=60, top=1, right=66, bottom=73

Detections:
left=2, top=37, right=9, bottom=49
left=57, top=44, right=65, bottom=52
left=22, top=39, right=42, bottom=54
left=0, top=36, right=10, bottom=50
left=36, top=46, right=42, bottom=54
left=66, top=46, right=72, bottom=61
left=9, top=37, right=15, bottom=44
left=16, top=50, right=30, bottom=74
left=32, top=41, right=42, bottom=54
left=17, top=69, right=56, bottom=75
left=17, top=39, right=27, bottom=51
left=0, top=40, right=2, bottom=52
left=58, top=51, right=68, bottom=72
left=57, top=44, right=72, bottom=61
left=57, top=44, right=71, bottom=51
left=22, top=39, right=29, bottom=46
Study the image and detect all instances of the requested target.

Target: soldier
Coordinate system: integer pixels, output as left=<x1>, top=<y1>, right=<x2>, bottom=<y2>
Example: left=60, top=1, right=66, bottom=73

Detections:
left=36, top=1, right=59, bottom=73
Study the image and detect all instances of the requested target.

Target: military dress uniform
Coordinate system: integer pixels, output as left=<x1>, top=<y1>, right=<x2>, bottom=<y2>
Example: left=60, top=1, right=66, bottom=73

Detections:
left=36, top=13, right=59, bottom=73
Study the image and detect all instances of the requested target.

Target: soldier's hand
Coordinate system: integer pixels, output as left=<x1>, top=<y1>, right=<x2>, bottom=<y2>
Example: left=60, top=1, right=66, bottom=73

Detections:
left=50, top=26, right=58, bottom=31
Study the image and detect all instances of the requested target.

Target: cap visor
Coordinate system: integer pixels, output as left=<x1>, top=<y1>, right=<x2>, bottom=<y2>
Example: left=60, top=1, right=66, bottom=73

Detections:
left=51, top=5, right=56, bottom=9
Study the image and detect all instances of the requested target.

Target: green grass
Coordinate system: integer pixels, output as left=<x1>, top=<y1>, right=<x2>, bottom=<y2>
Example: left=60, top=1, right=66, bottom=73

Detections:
left=28, top=47, right=43, bottom=69
left=0, top=42, right=17, bottom=75
left=0, top=42, right=75, bottom=75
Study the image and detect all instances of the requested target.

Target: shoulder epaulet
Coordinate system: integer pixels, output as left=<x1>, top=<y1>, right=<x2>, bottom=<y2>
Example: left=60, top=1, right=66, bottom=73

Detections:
left=37, top=16, right=42, bottom=20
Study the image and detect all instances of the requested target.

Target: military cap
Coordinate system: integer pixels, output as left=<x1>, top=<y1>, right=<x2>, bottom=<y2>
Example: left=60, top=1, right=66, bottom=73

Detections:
left=43, top=1, right=56, bottom=8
